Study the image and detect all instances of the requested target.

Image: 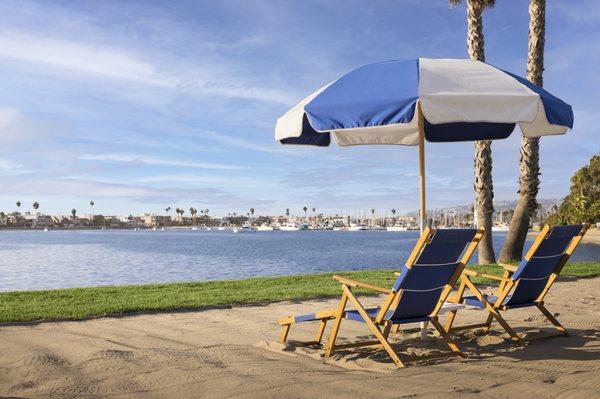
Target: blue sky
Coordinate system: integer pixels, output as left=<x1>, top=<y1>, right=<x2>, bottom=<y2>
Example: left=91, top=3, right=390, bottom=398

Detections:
left=0, top=0, right=598, bottom=217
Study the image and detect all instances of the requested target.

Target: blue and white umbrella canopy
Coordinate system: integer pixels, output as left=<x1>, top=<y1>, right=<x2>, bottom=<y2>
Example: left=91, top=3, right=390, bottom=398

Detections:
left=274, top=58, right=574, bottom=231
left=275, top=58, right=573, bottom=147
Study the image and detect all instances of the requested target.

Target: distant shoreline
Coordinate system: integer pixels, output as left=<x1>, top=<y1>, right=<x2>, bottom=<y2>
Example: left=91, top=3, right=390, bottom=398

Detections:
left=1, top=226, right=598, bottom=244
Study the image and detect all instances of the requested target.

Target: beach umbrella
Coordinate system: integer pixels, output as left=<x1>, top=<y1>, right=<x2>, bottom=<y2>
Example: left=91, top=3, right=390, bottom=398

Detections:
left=275, top=58, right=573, bottom=231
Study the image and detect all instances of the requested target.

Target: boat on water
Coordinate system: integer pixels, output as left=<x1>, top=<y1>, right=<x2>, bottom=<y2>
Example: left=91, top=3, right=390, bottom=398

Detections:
left=233, top=222, right=256, bottom=233
left=492, top=223, right=510, bottom=232
left=348, top=223, right=368, bottom=231
left=217, top=226, right=226, bottom=231
left=387, top=225, right=408, bottom=232
left=279, top=222, right=300, bottom=231
left=256, top=224, right=274, bottom=231
left=190, top=226, right=199, bottom=231
left=370, top=225, right=385, bottom=231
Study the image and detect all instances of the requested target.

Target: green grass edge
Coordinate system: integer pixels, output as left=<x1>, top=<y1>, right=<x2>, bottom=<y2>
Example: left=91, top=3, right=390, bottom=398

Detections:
left=0, top=262, right=598, bottom=323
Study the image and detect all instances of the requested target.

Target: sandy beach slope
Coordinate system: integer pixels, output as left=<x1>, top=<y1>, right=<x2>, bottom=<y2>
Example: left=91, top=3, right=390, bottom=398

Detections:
left=0, top=277, right=599, bottom=398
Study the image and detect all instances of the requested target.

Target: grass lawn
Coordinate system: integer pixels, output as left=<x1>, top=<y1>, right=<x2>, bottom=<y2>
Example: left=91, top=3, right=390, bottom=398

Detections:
left=0, top=262, right=598, bottom=323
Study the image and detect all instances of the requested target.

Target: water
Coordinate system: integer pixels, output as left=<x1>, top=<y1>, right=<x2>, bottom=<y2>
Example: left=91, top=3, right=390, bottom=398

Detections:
left=0, top=229, right=598, bottom=292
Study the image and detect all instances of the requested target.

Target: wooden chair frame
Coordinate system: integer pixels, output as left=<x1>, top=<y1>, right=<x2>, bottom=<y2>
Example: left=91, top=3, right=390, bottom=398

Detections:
left=320, top=227, right=484, bottom=368
left=445, top=224, right=589, bottom=342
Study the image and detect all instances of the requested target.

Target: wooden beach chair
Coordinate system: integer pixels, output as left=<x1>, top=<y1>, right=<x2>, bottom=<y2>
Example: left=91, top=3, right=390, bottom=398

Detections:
left=278, top=227, right=484, bottom=367
left=445, top=224, right=589, bottom=341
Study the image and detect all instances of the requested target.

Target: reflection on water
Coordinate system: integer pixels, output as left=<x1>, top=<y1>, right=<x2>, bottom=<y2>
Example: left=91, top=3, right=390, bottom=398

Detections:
left=0, top=229, right=597, bottom=291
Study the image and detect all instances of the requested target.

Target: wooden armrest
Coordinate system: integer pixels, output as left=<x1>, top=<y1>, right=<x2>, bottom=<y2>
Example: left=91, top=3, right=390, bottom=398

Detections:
left=499, top=263, right=518, bottom=273
left=332, top=275, right=391, bottom=294
left=462, top=269, right=510, bottom=282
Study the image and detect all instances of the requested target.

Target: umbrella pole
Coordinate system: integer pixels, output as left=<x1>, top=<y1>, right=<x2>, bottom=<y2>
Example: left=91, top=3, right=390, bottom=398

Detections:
left=417, top=104, right=429, bottom=340
left=418, top=104, right=426, bottom=233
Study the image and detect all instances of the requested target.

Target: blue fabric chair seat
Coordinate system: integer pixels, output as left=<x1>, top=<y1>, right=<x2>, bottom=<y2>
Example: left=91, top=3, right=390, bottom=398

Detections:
left=463, top=294, right=498, bottom=308
left=344, top=307, right=430, bottom=324
left=294, top=312, right=327, bottom=323
left=463, top=295, right=535, bottom=309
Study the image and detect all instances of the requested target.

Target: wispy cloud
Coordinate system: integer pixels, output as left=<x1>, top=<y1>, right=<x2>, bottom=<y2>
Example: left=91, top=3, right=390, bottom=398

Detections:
left=0, top=30, right=297, bottom=105
left=137, top=174, right=271, bottom=188
left=0, top=158, right=32, bottom=176
left=79, top=153, right=247, bottom=171
left=0, top=31, right=175, bottom=87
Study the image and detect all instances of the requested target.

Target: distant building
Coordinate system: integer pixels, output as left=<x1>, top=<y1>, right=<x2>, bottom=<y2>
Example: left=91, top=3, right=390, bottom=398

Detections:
left=118, top=215, right=145, bottom=228
left=140, top=213, right=172, bottom=227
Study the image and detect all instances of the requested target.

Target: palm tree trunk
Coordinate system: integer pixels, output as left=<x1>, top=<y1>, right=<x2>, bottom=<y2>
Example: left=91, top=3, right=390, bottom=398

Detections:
left=467, top=0, right=496, bottom=264
left=474, top=140, right=495, bottom=263
left=500, top=0, right=545, bottom=262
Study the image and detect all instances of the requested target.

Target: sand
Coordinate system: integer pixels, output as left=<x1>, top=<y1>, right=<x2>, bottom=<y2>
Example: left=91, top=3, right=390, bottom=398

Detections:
left=1, top=277, right=599, bottom=398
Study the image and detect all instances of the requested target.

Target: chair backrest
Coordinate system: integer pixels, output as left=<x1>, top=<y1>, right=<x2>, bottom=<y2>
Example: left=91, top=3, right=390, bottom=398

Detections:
left=388, top=228, right=480, bottom=321
left=506, top=224, right=586, bottom=306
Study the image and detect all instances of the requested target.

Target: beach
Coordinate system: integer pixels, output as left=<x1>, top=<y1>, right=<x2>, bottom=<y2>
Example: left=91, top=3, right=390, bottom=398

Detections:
left=1, top=276, right=598, bottom=398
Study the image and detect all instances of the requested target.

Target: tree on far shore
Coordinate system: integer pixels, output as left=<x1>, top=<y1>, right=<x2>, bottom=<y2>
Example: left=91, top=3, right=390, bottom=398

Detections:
left=189, top=207, right=197, bottom=225
left=546, top=154, right=599, bottom=225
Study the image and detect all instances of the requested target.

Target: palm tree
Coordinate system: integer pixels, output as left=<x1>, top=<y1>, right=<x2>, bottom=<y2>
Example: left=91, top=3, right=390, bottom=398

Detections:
left=370, top=208, right=375, bottom=226
left=15, top=201, right=21, bottom=227
left=89, top=201, right=95, bottom=225
left=33, top=201, right=39, bottom=212
left=189, top=207, right=197, bottom=225
left=250, top=208, right=255, bottom=217
left=500, top=0, right=545, bottom=262
left=286, top=208, right=290, bottom=218
left=71, top=208, right=77, bottom=219
left=303, top=206, right=308, bottom=220
left=450, top=0, right=496, bottom=264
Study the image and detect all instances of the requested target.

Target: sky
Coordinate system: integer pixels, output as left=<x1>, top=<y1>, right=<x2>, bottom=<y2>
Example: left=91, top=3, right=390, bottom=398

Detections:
left=0, top=0, right=598, bottom=217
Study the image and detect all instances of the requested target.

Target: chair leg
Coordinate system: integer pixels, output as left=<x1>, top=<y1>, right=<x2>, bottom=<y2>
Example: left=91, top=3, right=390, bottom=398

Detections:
left=487, top=308, right=520, bottom=341
left=341, top=286, right=405, bottom=368
left=444, top=310, right=458, bottom=333
left=444, top=278, right=468, bottom=333
left=279, top=324, right=291, bottom=343
left=382, top=323, right=392, bottom=339
left=314, top=319, right=328, bottom=344
left=324, top=292, right=348, bottom=357
left=481, top=313, right=494, bottom=333
left=536, top=302, right=568, bottom=336
left=431, top=317, right=466, bottom=358
left=462, top=278, right=520, bottom=341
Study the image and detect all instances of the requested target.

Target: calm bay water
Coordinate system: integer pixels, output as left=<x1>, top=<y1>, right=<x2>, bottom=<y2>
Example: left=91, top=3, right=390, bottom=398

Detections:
left=0, top=229, right=598, bottom=292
